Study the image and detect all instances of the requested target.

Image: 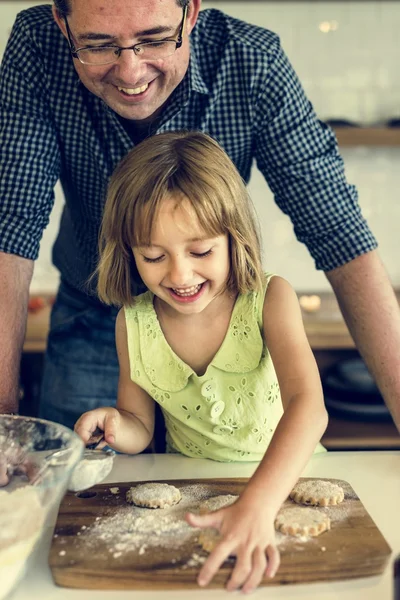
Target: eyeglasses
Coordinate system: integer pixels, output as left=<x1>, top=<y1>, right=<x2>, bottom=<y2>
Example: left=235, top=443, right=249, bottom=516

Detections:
left=64, top=6, right=187, bottom=66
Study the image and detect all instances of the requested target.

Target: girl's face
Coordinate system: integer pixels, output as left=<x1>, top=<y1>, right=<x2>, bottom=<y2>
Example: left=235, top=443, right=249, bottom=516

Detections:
left=132, top=196, right=231, bottom=316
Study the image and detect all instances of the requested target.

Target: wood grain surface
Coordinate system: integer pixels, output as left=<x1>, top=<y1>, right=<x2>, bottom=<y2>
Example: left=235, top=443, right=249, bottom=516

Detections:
left=49, top=477, right=391, bottom=589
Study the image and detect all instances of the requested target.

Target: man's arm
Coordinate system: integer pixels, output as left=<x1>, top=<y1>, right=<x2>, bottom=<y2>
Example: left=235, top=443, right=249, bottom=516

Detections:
left=0, top=252, right=34, bottom=413
left=325, top=249, right=400, bottom=432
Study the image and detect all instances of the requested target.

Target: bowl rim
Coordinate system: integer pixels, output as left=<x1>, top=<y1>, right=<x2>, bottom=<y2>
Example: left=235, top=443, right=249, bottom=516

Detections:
left=0, top=414, right=84, bottom=486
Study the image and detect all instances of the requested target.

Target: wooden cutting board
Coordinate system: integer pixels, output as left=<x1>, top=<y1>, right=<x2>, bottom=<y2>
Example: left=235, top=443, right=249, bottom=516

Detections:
left=49, top=477, right=391, bottom=589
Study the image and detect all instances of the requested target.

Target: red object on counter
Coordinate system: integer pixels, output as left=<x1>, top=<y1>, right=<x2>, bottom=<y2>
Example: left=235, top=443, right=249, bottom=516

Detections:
left=28, top=296, right=47, bottom=313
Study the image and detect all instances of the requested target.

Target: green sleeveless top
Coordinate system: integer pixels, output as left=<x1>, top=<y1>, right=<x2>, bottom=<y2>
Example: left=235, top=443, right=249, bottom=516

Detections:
left=125, top=273, right=325, bottom=461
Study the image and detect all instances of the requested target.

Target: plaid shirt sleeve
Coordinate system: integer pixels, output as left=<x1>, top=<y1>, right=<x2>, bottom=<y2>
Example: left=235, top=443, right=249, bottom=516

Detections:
left=251, top=36, right=377, bottom=271
left=0, top=12, right=60, bottom=260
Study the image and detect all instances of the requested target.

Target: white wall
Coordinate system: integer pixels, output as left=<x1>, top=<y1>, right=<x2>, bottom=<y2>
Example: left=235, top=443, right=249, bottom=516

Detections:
left=1, top=1, right=399, bottom=293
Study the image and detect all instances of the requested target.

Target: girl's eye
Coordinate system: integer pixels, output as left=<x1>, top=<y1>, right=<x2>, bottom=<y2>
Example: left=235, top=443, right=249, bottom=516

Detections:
left=142, top=255, right=164, bottom=263
left=192, top=249, right=212, bottom=258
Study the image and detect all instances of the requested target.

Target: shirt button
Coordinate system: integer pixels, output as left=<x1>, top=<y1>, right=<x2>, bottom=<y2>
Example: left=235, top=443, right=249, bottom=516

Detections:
left=201, top=380, right=216, bottom=398
left=210, top=400, right=225, bottom=418
left=213, top=425, right=233, bottom=435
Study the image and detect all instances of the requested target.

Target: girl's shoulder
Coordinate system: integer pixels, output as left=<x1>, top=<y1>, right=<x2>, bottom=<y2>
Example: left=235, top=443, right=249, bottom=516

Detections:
left=124, top=291, right=154, bottom=320
left=262, top=275, right=301, bottom=329
left=240, top=271, right=276, bottom=326
left=241, top=272, right=294, bottom=328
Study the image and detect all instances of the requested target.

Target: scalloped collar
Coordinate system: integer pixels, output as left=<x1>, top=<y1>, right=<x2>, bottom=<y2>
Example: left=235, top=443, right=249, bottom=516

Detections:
left=135, top=291, right=263, bottom=392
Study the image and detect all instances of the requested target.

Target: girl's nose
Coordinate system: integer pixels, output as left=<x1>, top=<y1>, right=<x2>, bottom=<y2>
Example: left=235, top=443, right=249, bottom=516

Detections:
left=169, top=257, right=192, bottom=286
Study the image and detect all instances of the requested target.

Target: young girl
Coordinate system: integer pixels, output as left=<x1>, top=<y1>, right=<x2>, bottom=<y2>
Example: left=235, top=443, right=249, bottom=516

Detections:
left=75, top=131, right=328, bottom=593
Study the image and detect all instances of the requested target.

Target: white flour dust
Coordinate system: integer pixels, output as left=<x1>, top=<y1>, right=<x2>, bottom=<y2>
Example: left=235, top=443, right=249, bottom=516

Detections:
left=82, top=483, right=212, bottom=556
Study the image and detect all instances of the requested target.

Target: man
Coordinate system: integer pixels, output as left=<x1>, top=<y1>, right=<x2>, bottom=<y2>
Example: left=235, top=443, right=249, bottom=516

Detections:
left=0, top=0, right=399, bottom=433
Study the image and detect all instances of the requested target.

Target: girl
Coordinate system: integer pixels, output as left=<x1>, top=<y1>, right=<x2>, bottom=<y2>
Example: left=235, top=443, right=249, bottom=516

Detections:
left=75, top=131, right=328, bottom=593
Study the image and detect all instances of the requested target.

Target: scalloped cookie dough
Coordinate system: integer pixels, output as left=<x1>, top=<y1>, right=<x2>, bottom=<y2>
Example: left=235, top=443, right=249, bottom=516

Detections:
left=290, top=479, right=344, bottom=507
left=126, top=483, right=181, bottom=509
left=275, top=506, right=330, bottom=537
left=199, top=528, right=239, bottom=555
left=199, top=494, right=238, bottom=514
left=198, top=528, right=221, bottom=553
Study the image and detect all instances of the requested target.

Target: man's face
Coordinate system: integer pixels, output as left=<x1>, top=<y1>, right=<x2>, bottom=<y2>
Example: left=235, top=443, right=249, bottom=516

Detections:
left=54, top=0, right=200, bottom=122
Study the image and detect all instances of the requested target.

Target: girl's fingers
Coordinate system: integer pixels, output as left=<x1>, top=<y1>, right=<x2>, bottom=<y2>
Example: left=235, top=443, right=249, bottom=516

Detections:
left=264, top=544, right=280, bottom=578
left=224, top=543, right=279, bottom=592
left=185, top=511, right=222, bottom=530
left=74, top=411, right=106, bottom=444
left=74, top=416, right=93, bottom=442
left=103, top=412, right=118, bottom=445
left=197, top=537, right=236, bottom=587
left=225, top=547, right=253, bottom=592
left=241, top=546, right=267, bottom=594
left=185, top=510, right=231, bottom=587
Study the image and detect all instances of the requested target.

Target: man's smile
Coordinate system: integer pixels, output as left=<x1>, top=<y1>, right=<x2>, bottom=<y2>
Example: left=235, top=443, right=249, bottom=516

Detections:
left=117, top=83, right=149, bottom=95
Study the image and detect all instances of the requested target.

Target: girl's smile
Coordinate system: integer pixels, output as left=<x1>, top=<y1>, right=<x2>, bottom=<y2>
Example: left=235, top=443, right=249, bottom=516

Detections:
left=167, top=280, right=206, bottom=303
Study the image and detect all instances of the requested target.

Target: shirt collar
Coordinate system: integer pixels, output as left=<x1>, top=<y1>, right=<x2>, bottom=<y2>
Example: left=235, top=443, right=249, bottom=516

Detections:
left=188, top=38, right=209, bottom=96
left=159, top=43, right=209, bottom=115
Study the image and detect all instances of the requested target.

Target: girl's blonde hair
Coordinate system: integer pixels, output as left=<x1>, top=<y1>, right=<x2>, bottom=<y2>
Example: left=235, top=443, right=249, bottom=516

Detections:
left=97, top=130, right=265, bottom=306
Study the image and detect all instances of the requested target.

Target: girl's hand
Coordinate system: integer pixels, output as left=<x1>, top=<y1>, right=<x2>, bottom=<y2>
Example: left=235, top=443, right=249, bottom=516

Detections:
left=74, top=407, right=120, bottom=448
left=186, top=501, right=280, bottom=593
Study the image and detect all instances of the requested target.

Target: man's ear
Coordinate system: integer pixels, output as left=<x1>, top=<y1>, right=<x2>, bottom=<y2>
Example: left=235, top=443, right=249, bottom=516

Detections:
left=186, top=0, right=201, bottom=35
left=52, top=4, right=68, bottom=38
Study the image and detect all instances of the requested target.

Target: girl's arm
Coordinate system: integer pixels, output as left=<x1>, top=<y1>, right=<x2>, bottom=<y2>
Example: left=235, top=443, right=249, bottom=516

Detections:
left=239, top=275, right=328, bottom=513
left=74, top=308, right=155, bottom=454
left=187, top=276, right=328, bottom=592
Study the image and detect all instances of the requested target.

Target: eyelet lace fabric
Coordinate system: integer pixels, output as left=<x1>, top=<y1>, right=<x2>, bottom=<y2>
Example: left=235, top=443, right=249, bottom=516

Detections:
left=125, top=274, right=325, bottom=461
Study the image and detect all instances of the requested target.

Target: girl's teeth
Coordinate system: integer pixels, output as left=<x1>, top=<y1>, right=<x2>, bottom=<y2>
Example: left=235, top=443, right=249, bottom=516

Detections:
left=172, top=284, right=202, bottom=297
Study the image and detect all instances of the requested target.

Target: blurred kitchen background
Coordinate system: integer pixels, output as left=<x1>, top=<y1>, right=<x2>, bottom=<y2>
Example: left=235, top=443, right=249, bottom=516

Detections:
left=1, top=1, right=399, bottom=448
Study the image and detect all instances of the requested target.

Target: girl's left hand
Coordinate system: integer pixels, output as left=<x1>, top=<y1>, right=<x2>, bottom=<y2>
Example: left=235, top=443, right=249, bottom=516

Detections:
left=185, top=501, right=280, bottom=593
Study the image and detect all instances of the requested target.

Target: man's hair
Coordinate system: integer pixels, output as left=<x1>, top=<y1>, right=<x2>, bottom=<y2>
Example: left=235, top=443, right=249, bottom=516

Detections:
left=97, top=131, right=265, bottom=306
left=53, top=0, right=190, bottom=19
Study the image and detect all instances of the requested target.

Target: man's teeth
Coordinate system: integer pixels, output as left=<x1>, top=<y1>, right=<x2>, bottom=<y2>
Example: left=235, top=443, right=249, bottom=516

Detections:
left=118, top=83, right=148, bottom=95
left=172, top=284, right=202, bottom=297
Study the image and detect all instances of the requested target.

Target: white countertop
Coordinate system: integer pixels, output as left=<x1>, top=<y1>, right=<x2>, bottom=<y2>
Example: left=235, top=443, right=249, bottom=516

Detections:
left=11, top=451, right=400, bottom=600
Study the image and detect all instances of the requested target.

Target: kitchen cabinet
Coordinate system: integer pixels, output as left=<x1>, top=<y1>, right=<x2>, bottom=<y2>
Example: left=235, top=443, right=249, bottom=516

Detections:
left=333, top=127, right=400, bottom=147
left=299, top=290, right=400, bottom=450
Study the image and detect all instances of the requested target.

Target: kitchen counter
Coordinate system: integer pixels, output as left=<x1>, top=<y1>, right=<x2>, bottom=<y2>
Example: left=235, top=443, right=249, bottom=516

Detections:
left=12, top=451, right=400, bottom=600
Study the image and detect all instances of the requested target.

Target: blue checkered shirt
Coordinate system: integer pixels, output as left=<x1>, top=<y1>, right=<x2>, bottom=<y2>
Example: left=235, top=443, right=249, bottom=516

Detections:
left=0, top=5, right=377, bottom=296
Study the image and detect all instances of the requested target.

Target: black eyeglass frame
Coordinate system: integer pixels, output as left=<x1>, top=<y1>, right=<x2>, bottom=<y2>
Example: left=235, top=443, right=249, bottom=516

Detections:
left=64, top=5, right=188, bottom=64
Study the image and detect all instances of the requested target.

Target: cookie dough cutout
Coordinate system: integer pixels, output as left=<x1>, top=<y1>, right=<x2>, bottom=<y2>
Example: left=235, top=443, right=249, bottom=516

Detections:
left=198, top=528, right=222, bottom=553
left=275, top=506, right=330, bottom=537
left=126, top=482, right=181, bottom=509
left=290, top=479, right=344, bottom=507
left=199, top=494, right=238, bottom=514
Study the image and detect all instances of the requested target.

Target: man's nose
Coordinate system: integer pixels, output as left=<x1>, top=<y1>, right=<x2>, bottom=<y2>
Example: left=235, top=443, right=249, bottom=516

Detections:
left=113, top=49, right=147, bottom=80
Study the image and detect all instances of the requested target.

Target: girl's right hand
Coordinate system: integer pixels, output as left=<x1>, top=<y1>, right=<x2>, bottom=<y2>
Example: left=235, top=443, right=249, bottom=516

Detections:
left=74, top=407, right=120, bottom=448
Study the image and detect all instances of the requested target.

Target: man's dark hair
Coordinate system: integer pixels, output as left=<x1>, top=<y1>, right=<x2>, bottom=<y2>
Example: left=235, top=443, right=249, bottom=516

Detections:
left=53, top=0, right=190, bottom=19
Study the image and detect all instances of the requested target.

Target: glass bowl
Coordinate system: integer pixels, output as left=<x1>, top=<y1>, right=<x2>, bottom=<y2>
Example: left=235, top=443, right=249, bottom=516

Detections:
left=0, top=414, right=83, bottom=600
